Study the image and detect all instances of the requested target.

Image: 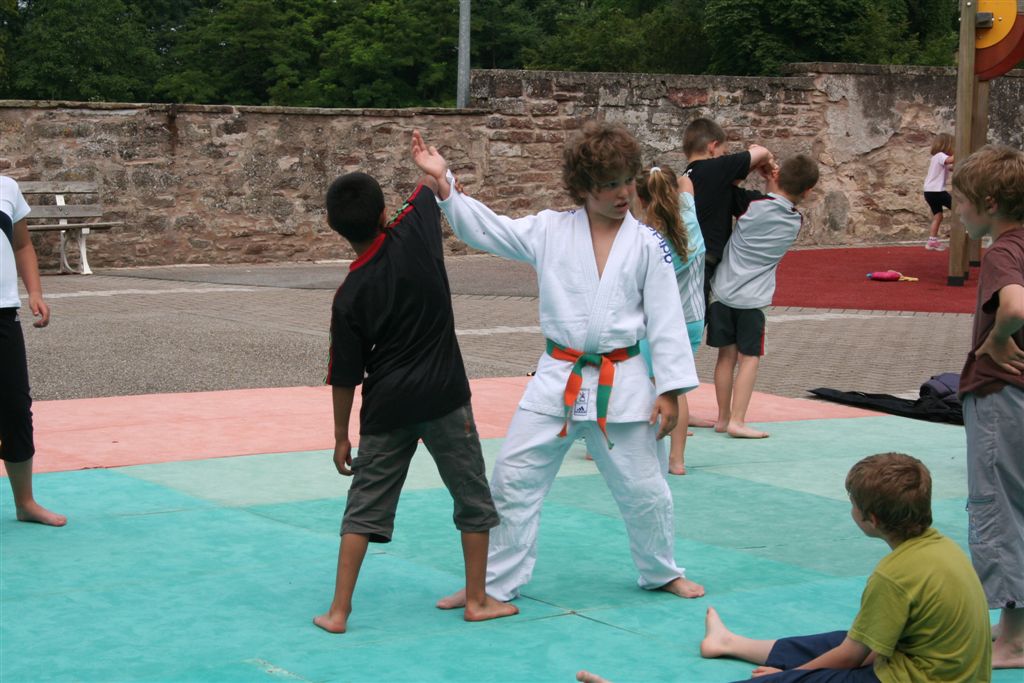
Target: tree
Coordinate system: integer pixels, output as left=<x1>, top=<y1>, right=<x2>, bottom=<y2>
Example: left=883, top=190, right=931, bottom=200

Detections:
left=310, top=0, right=459, bottom=107
left=8, top=0, right=160, bottom=101
left=155, top=0, right=324, bottom=106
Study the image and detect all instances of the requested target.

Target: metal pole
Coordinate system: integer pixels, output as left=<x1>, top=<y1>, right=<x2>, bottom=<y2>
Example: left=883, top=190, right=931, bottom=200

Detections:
left=457, top=0, right=471, bottom=108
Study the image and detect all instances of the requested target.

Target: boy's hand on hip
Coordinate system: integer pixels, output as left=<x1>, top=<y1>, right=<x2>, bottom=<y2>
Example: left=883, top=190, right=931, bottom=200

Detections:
left=977, top=333, right=1024, bottom=375
left=333, top=439, right=354, bottom=476
left=650, top=393, right=679, bottom=440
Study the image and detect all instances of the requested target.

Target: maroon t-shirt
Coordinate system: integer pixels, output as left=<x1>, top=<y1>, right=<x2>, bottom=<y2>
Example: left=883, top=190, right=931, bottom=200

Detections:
left=959, top=227, right=1024, bottom=397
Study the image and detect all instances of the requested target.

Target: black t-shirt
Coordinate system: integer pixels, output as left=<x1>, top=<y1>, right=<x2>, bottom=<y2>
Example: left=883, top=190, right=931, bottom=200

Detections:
left=327, top=184, right=470, bottom=435
left=685, top=151, right=755, bottom=260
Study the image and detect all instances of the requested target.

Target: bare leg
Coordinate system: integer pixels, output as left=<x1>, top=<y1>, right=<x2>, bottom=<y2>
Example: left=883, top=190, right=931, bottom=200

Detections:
left=5, top=458, right=66, bottom=526
left=928, top=212, right=943, bottom=238
left=576, top=671, right=612, bottom=683
left=727, top=353, right=768, bottom=439
left=668, top=394, right=689, bottom=475
left=992, top=606, right=1024, bottom=669
left=313, top=533, right=369, bottom=633
left=460, top=530, right=518, bottom=622
left=700, top=607, right=776, bottom=664
left=713, top=345, right=737, bottom=433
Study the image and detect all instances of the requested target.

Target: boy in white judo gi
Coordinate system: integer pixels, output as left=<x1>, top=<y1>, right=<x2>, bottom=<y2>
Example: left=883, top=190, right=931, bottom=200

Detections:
left=411, top=122, right=705, bottom=604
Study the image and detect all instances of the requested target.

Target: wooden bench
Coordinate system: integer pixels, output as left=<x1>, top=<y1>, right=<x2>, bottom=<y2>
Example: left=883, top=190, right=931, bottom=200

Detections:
left=20, top=181, right=121, bottom=275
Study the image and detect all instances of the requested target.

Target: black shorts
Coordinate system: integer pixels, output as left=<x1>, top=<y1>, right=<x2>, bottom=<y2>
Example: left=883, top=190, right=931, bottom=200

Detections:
left=924, top=191, right=952, bottom=215
left=1, top=309, right=36, bottom=463
left=705, top=301, right=766, bottom=357
left=341, top=402, right=498, bottom=543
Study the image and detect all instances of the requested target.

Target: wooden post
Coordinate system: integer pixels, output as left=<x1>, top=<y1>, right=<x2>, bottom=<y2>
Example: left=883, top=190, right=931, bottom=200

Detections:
left=968, top=78, right=990, bottom=267
left=949, top=0, right=978, bottom=286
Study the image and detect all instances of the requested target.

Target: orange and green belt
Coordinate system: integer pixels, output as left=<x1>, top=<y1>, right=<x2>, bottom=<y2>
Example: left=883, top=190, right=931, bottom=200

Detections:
left=546, top=338, right=641, bottom=449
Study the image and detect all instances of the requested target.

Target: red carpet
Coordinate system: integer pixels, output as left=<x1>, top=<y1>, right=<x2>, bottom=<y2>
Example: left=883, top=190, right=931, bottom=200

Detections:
left=773, top=246, right=979, bottom=313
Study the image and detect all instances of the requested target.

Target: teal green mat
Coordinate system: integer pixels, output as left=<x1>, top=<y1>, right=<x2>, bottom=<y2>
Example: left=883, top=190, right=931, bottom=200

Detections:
left=1, top=416, right=1013, bottom=682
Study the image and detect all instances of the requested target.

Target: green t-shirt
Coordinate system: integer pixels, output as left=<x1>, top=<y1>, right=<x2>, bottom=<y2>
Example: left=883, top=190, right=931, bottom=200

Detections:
left=849, top=528, right=991, bottom=683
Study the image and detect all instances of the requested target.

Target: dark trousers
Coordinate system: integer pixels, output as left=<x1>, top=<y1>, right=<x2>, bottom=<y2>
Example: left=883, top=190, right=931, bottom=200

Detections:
left=731, top=631, right=880, bottom=683
left=0, top=308, right=35, bottom=463
left=342, top=402, right=498, bottom=543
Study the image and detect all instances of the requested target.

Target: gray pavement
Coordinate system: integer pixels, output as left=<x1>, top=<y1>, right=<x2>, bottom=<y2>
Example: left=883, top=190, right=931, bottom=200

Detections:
left=20, top=255, right=971, bottom=402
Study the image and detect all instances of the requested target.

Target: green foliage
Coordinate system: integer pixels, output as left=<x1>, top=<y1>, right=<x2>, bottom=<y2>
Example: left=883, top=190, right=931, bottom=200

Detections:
left=704, top=0, right=957, bottom=75
left=7, top=0, right=160, bottom=101
left=0, top=0, right=17, bottom=93
left=310, top=0, right=459, bottom=108
left=2, top=0, right=962, bottom=106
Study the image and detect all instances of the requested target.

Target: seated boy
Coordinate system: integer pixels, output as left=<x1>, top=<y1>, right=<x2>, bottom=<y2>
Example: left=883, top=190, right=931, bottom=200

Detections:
left=706, top=155, right=818, bottom=438
left=682, top=117, right=774, bottom=314
left=952, top=144, right=1024, bottom=669
left=697, top=452, right=991, bottom=682
left=313, top=171, right=518, bottom=633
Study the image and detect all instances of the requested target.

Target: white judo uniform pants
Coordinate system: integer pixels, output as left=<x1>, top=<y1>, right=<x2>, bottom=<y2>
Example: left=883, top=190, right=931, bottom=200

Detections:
left=485, top=407, right=685, bottom=601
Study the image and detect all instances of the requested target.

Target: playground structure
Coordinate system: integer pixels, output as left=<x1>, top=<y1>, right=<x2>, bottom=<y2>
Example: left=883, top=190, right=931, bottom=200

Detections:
left=949, top=0, right=1024, bottom=285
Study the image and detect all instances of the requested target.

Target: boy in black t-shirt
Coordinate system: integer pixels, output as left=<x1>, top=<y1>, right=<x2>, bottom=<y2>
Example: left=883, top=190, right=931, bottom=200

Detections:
left=313, top=171, right=518, bottom=634
left=682, top=118, right=775, bottom=314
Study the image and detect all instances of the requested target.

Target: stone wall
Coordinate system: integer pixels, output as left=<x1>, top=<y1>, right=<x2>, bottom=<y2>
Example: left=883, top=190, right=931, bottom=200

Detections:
left=1, top=63, right=1022, bottom=269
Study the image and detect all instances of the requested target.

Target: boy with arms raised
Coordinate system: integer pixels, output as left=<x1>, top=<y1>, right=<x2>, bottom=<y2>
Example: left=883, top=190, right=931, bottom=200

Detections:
left=313, top=171, right=517, bottom=633
left=706, top=155, right=818, bottom=438
left=696, top=453, right=990, bottom=682
left=682, top=117, right=774, bottom=314
left=413, top=123, right=704, bottom=605
left=952, top=144, right=1024, bottom=669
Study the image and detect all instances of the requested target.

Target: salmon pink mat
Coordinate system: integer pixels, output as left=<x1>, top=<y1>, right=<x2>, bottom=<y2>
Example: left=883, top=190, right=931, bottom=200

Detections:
left=774, top=246, right=979, bottom=313
left=20, top=379, right=877, bottom=473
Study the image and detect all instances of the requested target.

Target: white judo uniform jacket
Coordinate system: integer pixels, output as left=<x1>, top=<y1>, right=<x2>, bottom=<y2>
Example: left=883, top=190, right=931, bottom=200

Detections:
left=437, top=175, right=698, bottom=423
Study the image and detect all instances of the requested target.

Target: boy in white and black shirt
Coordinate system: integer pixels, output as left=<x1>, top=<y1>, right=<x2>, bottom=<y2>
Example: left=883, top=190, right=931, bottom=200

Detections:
left=1, top=175, right=65, bottom=526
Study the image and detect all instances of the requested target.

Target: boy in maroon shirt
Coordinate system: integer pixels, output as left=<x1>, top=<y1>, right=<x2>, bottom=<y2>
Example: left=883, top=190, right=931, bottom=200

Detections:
left=952, top=144, right=1024, bottom=670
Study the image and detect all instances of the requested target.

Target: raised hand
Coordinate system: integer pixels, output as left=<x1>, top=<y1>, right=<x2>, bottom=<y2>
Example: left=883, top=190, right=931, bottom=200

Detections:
left=411, top=129, right=448, bottom=180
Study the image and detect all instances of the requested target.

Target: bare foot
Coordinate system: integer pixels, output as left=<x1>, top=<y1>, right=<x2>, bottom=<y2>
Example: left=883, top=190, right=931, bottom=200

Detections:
left=464, top=595, right=519, bottom=622
left=660, top=576, right=705, bottom=598
left=991, top=636, right=1024, bottom=668
left=576, top=671, right=612, bottom=683
left=313, top=607, right=351, bottom=634
left=727, top=423, right=768, bottom=439
left=668, top=462, right=687, bottom=476
left=15, top=502, right=67, bottom=527
left=700, top=607, right=734, bottom=658
left=436, top=588, right=467, bottom=610
left=714, top=420, right=729, bottom=433
left=689, top=415, right=716, bottom=428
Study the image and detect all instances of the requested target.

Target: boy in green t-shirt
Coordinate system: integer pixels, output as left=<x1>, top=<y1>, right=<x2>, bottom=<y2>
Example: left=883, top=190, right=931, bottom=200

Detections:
left=690, top=453, right=992, bottom=683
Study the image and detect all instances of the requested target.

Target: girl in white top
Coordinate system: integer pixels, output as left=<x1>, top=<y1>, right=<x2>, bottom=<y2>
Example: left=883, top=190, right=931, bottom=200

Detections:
left=0, top=175, right=65, bottom=526
left=922, top=133, right=955, bottom=251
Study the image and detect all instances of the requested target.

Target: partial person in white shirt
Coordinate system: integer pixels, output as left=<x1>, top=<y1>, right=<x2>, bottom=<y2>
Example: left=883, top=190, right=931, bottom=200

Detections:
left=0, top=175, right=65, bottom=526
left=922, top=133, right=955, bottom=251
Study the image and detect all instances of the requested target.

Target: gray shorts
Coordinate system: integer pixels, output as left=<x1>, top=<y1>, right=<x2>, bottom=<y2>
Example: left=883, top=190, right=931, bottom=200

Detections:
left=964, top=384, right=1024, bottom=609
left=342, top=402, right=499, bottom=543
